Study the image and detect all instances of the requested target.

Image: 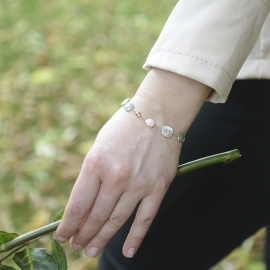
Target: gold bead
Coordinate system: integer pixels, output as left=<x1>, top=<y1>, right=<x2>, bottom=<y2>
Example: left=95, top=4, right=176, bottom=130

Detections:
left=135, top=112, right=141, bottom=117
left=121, top=98, right=131, bottom=106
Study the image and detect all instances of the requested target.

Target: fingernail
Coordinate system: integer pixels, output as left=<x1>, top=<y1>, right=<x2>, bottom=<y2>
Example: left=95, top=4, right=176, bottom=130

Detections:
left=56, top=236, right=67, bottom=243
left=86, top=247, right=100, bottom=258
left=73, top=244, right=83, bottom=252
left=127, top=248, right=136, bottom=258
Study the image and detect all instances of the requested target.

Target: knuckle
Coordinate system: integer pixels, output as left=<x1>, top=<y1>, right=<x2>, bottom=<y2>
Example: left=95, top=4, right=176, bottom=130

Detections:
left=88, top=213, right=105, bottom=225
left=111, top=163, right=131, bottom=182
left=96, top=234, right=109, bottom=244
left=83, top=151, right=102, bottom=173
left=135, top=177, right=147, bottom=189
left=137, top=216, right=153, bottom=227
left=109, top=215, right=127, bottom=227
left=153, top=177, right=170, bottom=193
left=74, top=235, right=90, bottom=246
left=66, top=203, right=85, bottom=219
left=58, top=226, right=73, bottom=237
left=132, top=236, right=144, bottom=244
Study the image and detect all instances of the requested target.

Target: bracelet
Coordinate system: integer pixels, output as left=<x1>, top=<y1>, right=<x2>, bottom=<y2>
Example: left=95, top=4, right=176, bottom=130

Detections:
left=121, top=98, right=185, bottom=143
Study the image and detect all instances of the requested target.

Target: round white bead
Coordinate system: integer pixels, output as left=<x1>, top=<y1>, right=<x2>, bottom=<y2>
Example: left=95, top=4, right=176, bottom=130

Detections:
left=161, top=126, right=173, bottom=138
left=124, top=102, right=134, bottom=111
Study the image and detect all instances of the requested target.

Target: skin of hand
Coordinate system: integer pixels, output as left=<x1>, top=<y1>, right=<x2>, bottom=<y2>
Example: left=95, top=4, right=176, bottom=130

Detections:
left=55, top=68, right=212, bottom=258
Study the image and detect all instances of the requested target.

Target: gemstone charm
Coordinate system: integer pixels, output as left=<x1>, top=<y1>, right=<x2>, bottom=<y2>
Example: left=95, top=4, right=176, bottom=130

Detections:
left=145, top=119, right=156, bottom=128
left=124, top=102, right=134, bottom=111
left=177, top=133, right=185, bottom=143
left=161, top=126, right=173, bottom=138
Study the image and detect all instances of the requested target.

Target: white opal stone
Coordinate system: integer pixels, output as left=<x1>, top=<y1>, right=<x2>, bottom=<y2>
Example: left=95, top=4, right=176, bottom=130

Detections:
left=145, top=119, right=156, bottom=128
left=161, top=126, right=173, bottom=138
left=124, top=102, right=134, bottom=111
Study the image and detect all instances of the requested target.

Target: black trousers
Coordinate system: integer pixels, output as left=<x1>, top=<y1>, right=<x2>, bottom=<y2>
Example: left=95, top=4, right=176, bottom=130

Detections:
left=100, top=80, right=270, bottom=270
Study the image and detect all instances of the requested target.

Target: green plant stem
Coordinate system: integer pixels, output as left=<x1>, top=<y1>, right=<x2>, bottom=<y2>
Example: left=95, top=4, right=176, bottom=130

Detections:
left=0, top=232, right=54, bottom=263
left=177, top=149, right=241, bottom=175
left=0, top=221, right=61, bottom=253
left=0, top=149, right=241, bottom=253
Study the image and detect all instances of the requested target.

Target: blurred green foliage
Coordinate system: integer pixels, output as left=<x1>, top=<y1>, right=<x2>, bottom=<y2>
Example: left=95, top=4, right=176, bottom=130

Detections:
left=0, top=0, right=266, bottom=269
left=0, top=0, right=172, bottom=226
left=0, top=0, right=177, bottom=268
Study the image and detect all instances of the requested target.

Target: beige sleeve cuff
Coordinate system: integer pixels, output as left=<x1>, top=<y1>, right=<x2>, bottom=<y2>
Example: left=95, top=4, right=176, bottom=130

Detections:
left=143, top=0, right=269, bottom=103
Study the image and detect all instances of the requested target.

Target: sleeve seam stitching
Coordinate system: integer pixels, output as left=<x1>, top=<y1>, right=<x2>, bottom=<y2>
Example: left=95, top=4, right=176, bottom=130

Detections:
left=153, top=49, right=233, bottom=82
left=262, top=0, right=269, bottom=11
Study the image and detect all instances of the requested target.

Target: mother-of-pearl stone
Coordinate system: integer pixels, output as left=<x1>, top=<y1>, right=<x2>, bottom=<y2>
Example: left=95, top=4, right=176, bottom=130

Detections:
left=124, top=102, right=134, bottom=111
left=145, top=119, right=156, bottom=128
left=161, top=126, right=173, bottom=138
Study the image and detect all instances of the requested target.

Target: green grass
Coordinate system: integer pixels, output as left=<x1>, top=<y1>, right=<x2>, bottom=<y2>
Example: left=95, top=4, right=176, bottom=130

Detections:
left=0, top=0, right=266, bottom=269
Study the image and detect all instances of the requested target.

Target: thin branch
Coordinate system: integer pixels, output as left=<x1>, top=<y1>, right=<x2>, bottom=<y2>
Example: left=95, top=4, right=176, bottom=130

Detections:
left=0, top=243, right=26, bottom=263
left=0, top=232, right=54, bottom=262
left=0, top=221, right=61, bottom=253
left=177, top=149, right=241, bottom=175
left=0, top=149, right=241, bottom=253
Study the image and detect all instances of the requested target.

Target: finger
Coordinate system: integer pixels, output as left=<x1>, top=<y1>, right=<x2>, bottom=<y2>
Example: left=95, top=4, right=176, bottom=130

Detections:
left=55, top=167, right=101, bottom=243
left=70, top=181, right=126, bottom=250
left=122, top=193, right=165, bottom=258
left=83, top=192, right=142, bottom=258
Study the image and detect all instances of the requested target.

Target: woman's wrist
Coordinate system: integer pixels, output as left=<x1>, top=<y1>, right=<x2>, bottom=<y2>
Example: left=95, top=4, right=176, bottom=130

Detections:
left=133, top=68, right=212, bottom=135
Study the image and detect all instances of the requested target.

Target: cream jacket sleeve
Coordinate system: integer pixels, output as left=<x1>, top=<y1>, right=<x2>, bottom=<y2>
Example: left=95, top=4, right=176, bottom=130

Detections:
left=237, top=14, right=270, bottom=80
left=143, top=0, right=270, bottom=103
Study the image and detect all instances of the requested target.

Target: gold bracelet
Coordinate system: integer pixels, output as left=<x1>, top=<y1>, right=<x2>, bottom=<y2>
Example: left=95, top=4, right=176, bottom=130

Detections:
left=121, top=98, right=185, bottom=143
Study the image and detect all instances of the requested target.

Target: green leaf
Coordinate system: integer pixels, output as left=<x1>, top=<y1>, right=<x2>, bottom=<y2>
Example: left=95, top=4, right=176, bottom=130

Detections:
left=0, top=265, right=16, bottom=270
left=54, top=211, right=64, bottom=222
left=51, top=238, right=67, bottom=270
left=13, top=247, right=58, bottom=270
left=0, top=232, right=19, bottom=254
left=0, top=232, right=19, bottom=245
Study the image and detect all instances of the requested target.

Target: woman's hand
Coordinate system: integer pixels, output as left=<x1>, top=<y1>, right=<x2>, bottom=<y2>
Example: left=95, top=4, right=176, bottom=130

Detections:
left=55, top=68, right=211, bottom=258
left=56, top=100, right=181, bottom=258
